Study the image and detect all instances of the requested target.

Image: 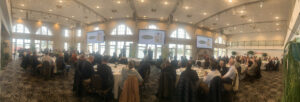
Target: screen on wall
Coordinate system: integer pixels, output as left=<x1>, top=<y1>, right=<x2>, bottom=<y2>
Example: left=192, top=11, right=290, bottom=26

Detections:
left=87, top=30, right=105, bottom=43
left=196, top=36, right=213, bottom=48
left=138, top=29, right=165, bottom=45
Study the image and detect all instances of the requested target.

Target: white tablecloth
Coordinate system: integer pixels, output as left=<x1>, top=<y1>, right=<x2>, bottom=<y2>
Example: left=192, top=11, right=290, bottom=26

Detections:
left=261, top=61, right=268, bottom=70
left=175, top=67, right=210, bottom=85
left=93, top=64, right=126, bottom=99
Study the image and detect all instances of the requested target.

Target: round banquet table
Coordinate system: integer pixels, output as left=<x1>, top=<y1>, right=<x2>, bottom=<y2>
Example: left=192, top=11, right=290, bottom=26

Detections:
left=175, top=67, right=211, bottom=86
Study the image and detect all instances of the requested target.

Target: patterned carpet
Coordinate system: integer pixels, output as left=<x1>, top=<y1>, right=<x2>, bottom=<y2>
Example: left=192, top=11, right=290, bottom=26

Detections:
left=0, top=59, right=283, bottom=102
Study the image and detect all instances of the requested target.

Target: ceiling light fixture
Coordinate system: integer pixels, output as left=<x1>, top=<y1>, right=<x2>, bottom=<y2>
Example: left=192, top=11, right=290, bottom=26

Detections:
left=141, top=0, right=144, bottom=3
left=203, top=12, right=207, bottom=15
left=259, top=1, right=263, bottom=8
left=276, top=28, right=280, bottom=31
left=59, top=0, right=63, bottom=3
left=48, top=9, right=53, bottom=12
left=110, top=17, right=113, bottom=19
left=164, top=1, right=169, bottom=5
left=72, top=16, right=74, bottom=18
left=21, top=4, right=25, bottom=7
left=275, top=16, right=279, bottom=19
left=126, top=15, right=129, bottom=18
left=117, top=1, right=121, bottom=4
left=184, top=6, right=190, bottom=10
left=20, top=10, right=23, bottom=12
left=240, top=10, right=245, bottom=14
left=276, top=23, right=280, bottom=26
left=226, top=23, right=230, bottom=26
left=248, top=19, right=252, bottom=22
left=96, top=6, right=100, bottom=8
left=228, top=0, right=233, bottom=3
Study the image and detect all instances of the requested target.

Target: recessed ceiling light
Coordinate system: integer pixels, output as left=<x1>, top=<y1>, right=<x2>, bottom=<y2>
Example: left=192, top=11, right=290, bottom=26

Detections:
left=164, top=1, right=169, bottom=5
left=203, top=12, right=207, bottom=15
left=240, top=10, right=245, bottom=14
left=248, top=19, right=252, bottom=22
left=20, top=4, right=25, bottom=7
left=72, top=16, right=74, bottom=18
left=117, top=1, right=121, bottom=4
left=240, top=31, right=243, bottom=33
left=228, top=0, right=233, bottom=3
left=110, top=17, right=113, bottom=19
left=96, top=6, right=100, bottom=8
left=126, top=15, right=129, bottom=18
left=276, top=28, right=280, bottom=31
left=189, top=22, right=193, bottom=24
left=143, top=16, right=147, bottom=18
left=59, top=0, right=63, bottom=3
left=226, top=23, right=230, bottom=26
left=48, top=9, right=53, bottom=12
left=20, top=10, right=23, bottom=12
left=184, top=6, right=190, bottom=10
left=275, top=16, right=279, bottom=19
left=234, top=27, right=237, bottom=30
left=276, top=23, right=280, bottom=25
left=141, top=0, right=144, bottom=3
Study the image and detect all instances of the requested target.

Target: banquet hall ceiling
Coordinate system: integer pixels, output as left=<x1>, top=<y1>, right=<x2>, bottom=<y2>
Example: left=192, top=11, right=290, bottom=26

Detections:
left=11, top=0, right=294, bottom=35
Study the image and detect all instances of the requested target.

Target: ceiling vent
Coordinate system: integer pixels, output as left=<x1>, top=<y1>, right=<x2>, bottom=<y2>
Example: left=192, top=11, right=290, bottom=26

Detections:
left=151, top=8, right=157, bottom=12
left=112, top=9, right=118, bottom=13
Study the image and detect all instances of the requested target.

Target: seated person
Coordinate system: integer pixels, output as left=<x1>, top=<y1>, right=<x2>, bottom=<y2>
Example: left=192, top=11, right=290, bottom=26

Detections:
left=245, top=59, right=258, bottom=81
left=119, top=56, right=128, bottom=64
left=120, top=60, right=143, bottom=89
left=222, top=58, right=237, bottom=84
left=76, top=56, right=94, bottom=96
left=56, top=53, right=66, bottom=73
left=157, top=60, right=176, bottom=101
left=138, top=59, right=151, bottom=82
left=175, top=61, right=199, bottom=102
left=109, top=52, right=118, bottom=63
left=218, top=60, right=228, bottom=76
left=96, top=56, right=114, bottom=101
left=204, top=63, right=221, bottom=88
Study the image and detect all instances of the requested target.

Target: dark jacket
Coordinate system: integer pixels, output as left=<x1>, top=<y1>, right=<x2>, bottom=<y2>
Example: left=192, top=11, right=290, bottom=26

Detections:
left=157, top=65, right=177, bottom=100
left=175, top=69, right=199, bottom=102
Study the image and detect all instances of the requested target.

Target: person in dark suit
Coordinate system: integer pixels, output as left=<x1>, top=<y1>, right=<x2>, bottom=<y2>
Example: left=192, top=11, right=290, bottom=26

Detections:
left=96, top=56, right=114, bottom=101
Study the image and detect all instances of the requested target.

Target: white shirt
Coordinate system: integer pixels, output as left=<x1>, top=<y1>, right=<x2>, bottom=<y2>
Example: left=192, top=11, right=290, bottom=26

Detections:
left=204, top=70, right=221, bottom=87
left=223, top=65, right=237, bottom=80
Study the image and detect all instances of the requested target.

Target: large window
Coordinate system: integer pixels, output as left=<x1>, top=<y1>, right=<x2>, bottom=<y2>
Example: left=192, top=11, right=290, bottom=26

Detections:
left=214, top=48, right=226, bottom=58
left=64, top=29, right=69, bottom=37
left=111, top=24, right=133, bottom=35
left=169, top=44, right=192, bottom=60
left=88, top=42, right=105, bottom=54
left=64, top=42, right=68, bottom=51
left=137, top=44, right=162, bottom=59
left=12, top=24, right=30, bottom=34
left=12, top=39, right=31, bottom=54
left=77, top=29, right=81, bottom=37
left=36, top=26, right=52, bottom=36
left=77, top=43, right=81, bottom=52
left=215, top=37, right=226, bottom=44
left=148, top=25, right=157, bottom=29
left=170, top=28, right=190, bottom=39
left=109, top=41, right=133, bottom=57
left=34, top=40, right=53, bottom=52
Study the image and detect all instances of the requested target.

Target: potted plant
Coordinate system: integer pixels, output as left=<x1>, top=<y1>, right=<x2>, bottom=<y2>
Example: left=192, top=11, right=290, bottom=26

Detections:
left=262, top=53, right=268, bottom=58
left=247, top=50, right=255, bottom=56
left=231, top=51, right=237, bottom=56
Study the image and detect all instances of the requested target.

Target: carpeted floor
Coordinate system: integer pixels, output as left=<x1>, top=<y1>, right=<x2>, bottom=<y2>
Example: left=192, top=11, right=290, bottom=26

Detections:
left=0, top=59, right=283, bottom=102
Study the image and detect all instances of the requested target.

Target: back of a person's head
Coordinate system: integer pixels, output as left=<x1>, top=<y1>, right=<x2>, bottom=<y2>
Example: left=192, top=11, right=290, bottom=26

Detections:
left=211, top=62, right=218, bottom=70
left=128, top=61, right=135, bottom=69
left=102, top=55, right=110, bottom=63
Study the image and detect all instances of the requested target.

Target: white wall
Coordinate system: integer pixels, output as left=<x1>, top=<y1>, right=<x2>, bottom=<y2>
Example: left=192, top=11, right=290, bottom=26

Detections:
left=227, top=32, right=285, bottom=41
